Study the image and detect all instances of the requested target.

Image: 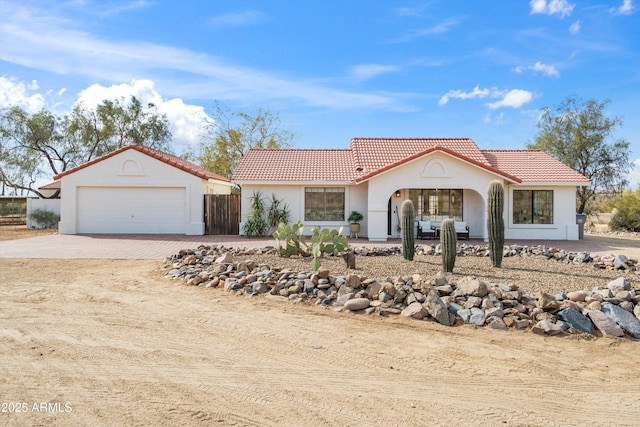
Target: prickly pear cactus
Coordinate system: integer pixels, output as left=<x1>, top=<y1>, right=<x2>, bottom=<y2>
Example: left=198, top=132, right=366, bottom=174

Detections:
left=440, top=219, right=457, bottom=273
left=401, top=200, right=415, bottom=261
left=487, top=181, right=505, bottom=268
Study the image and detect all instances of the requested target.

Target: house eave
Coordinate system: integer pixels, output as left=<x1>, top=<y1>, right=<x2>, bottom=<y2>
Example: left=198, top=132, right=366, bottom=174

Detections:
left=233, top=180, right=355, bottom=186
left=507, top=180, right=592, bottom=187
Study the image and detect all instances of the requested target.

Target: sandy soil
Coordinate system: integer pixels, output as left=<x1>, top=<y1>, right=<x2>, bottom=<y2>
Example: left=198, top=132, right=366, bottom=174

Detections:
left=1, top=259, right=639, bottom=426
left=585, top=233, right=640, bottom=259
left=0, top=225, right=57, bottom=242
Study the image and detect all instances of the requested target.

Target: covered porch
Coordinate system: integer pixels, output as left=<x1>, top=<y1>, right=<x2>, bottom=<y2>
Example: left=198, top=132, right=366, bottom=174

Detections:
left=382, top=187, right=486, bottom=241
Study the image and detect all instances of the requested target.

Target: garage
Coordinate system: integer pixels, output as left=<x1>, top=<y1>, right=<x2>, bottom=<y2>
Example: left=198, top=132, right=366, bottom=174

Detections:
left=55, top=145, right=232, bottom=235
left=76, top=187, right=186, bottom=234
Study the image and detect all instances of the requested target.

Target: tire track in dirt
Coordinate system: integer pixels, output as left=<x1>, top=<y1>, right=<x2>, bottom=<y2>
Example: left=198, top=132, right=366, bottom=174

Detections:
left=2, top=259, right=639, bottom=426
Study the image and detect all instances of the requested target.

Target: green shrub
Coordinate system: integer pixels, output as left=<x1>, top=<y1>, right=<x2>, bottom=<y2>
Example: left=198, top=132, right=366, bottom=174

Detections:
left=28, top=208, right=60, bottom=228
left=347, top=210, right=363, bottom=223
left=267, top=193, right=290, bottom=233
left=609, top=187, right=640, bottom=232
left=243, top=191, right=289, bottom=237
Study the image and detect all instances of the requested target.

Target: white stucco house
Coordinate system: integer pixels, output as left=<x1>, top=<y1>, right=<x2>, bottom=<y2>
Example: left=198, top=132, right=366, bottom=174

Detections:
left=54, top=144, right=231, bottom=235
left=232, top=138, right=591, bottom=241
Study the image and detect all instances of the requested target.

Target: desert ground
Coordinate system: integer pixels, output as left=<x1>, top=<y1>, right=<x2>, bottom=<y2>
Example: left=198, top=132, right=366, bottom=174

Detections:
left=1, top=226, right=639, bottom=426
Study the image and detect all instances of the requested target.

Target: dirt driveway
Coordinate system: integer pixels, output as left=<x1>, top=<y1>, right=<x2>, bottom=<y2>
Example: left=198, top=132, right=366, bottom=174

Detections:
left=1, top=227, right=639, bottom=425
left=1, top=258, right=639, bottom=427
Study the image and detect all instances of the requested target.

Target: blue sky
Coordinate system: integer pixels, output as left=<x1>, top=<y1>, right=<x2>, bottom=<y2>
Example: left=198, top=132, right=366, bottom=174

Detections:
left=1, top=0, right=639, bottom=187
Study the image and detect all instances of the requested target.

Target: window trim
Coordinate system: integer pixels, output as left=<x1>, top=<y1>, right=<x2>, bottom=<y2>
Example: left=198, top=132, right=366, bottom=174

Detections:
left=511, top=188, right=555, bottom=226
left=304, top=187, right=346, bottom=222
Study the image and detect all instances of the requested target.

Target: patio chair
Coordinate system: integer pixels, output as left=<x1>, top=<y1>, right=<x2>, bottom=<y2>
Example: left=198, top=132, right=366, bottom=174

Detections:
left=454, top=221, right=470, bottom=240
left=416, top=220, right=437, bottom=240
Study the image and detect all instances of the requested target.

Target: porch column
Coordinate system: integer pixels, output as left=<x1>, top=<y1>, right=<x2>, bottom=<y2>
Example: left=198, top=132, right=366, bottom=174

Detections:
left=367, top=208, right=388, bottom=241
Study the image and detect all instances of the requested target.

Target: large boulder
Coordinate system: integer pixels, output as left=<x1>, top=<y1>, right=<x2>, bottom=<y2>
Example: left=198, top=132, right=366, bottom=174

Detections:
left=601, top=303, right=640, bottom=338
left=344, top=298, right=370, bottom=311
left=557, top=307, right=594, bottom=334
left=586, top=310, right=625, bottom=337
left=424, top=290, right=450, bottom=326
left=401, top=302, right=428, bottom=319
left=457, top=277, right=489, bottom=297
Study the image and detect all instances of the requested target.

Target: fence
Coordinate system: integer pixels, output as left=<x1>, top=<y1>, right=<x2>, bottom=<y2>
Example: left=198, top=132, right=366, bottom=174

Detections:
left=0, top=197, right=27, bottom=225
left=204, top=194, right=241, bottom=235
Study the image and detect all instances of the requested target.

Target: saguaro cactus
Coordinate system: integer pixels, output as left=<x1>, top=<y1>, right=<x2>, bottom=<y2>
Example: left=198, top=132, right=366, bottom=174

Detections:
left=401, top=200, right=415, bottom=261
left=440, top=219, right=457, bottom=272
left=487, top=181, right=505, bottom=268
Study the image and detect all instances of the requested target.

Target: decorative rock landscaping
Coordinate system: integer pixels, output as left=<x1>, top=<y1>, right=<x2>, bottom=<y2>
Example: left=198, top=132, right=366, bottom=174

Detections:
left=163, top=244, right=639, bottom=339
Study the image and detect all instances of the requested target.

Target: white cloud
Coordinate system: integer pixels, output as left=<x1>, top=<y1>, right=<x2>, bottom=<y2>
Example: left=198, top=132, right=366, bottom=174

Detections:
left=439, top=86, right=533, bottom=109
left=394, top=5, right=427, bottom=17
left=391, top=18, right=460, bottom=43
left=350, top=64, right=399, bottom=81
left=610, top=0, right=635, bottom=15
left=627, top=158, right=640, bottom=189
left=0, top=3, right=405, bottom=111
left=569, top=20, right=581, bottom=34
left=514, top=61, right=560, bottom=77
left=484, top=112, right=506, bottom=124
left=76, top=80, right=212, bottom=151
left=97, top=0, right=150, bottom=17
left=486, top=89, right=533, bottom=109
left=0, top=76, right=46, bottom=112
left=529, top=0, right=575, bottom=17
left=207, top=10, right=267, bottom=28
left=438, top=85, right=489, bottom=105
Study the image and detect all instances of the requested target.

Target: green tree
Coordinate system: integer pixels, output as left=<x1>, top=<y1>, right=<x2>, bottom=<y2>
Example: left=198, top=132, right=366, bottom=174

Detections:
left=69, top=95, right=172, bottom=160
left=0, top=96, right=172, bottom=197
left=195, top=103, right=295, bottom=179
left=528, top=95, right=631, bottom=214
left=608, top=187, right=640, bottom=232
left=0, top=107, right=68, bottom=197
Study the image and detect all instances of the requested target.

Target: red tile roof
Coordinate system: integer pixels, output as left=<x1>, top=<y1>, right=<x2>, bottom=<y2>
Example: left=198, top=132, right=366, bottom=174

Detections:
left=232, top=149, right=356, bottom=181
left=351, top=137, right=492, bottom=172
left=53, top=145, right=230, bottom=183
left=481, top=150, right=591, bottom=183
left=232, top=138, right=591, bottom=185
left=353, top=145, right=522, bottom=183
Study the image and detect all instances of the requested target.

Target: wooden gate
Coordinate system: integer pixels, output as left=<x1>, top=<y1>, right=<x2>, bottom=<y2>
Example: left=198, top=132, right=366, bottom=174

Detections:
left=0, top=197, right=27, bottom=225
left=204, top=194, right=240, bottom=235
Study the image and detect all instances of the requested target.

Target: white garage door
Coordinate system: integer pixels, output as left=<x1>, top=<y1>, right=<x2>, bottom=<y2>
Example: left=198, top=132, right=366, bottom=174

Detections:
left=77, top=187, right=187, bottom=234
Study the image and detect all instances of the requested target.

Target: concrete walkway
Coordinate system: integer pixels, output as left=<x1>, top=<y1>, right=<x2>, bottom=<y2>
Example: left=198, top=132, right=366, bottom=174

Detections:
left=0, top=233, right=616, bottom=260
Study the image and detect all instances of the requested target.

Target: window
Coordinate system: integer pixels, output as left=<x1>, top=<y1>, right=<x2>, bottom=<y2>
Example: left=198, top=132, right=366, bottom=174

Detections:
left=408, top=189, right=463, bottom=221
left=304, top=187, right=345, bottom=221
left=513, top=190, right=553, bottom=224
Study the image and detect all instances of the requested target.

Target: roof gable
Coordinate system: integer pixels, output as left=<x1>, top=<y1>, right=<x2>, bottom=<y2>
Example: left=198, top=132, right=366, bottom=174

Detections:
left=354, top=145, right=522, bottom=183
left=53, top=145, right=230, bottom=183
left=351, top=138, right=493, bottom=174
